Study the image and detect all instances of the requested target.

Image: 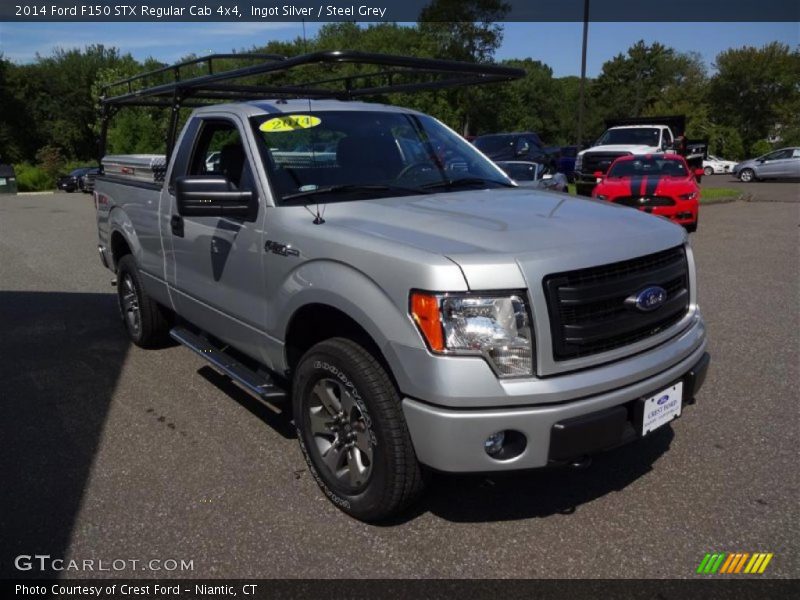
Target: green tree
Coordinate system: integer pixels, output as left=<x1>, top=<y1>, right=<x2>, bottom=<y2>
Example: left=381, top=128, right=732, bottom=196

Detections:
left=417, top=0, right=510, bottom=134
left=585, top=41, right=713, bottom=145
left=709, top=42, right=800, bottom=154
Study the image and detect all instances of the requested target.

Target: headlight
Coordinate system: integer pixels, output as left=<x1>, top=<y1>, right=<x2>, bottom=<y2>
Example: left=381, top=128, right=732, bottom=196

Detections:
left=410, top=292, right=534, bottom=377
left=679, top=192, right=698, bottom=200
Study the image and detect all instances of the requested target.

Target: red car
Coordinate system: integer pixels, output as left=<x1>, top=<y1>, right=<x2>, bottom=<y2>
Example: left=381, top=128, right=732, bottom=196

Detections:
left=592, top=154, right=702, bottom=232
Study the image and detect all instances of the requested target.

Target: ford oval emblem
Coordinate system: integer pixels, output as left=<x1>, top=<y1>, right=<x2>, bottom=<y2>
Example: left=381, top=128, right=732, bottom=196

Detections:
left=626, top=285, right=667, bottom=312
left=657, top=395, right=670, bottom=405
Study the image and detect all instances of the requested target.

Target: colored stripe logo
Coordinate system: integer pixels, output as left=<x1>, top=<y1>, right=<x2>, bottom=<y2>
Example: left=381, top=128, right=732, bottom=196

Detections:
left=697, top=552, right=774, bottom=574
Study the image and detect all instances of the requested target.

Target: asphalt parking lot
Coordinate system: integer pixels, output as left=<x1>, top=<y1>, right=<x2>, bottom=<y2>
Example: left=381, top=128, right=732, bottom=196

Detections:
left=1, top=186, right=798, bottom=579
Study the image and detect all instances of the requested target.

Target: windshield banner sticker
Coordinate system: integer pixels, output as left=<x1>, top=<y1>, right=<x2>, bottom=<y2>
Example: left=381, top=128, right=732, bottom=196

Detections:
left=260, top=115, right=321, bottom=133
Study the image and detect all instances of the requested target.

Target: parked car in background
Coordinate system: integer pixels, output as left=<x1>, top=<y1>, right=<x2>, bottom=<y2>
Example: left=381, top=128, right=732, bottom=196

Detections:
left=702, top=155, right=737, bottom=175
left=495, top=160, right=569, bottom=192
left=592, top=154, right=701, bottom=232
left=473, top=132, right=551, bottom=163
left=733, top=147, right=800, bottom=182
left=57, top=167, right=93, bottom=193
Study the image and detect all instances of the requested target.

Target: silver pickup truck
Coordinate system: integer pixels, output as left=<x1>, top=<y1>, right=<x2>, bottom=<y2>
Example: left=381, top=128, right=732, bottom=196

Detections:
left=94, top=53, right=709, bottom=521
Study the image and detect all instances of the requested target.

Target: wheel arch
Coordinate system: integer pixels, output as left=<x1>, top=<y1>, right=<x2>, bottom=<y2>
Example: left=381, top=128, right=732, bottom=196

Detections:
left=284, top=302, right=401, bottom=391
left=107, top=207, right=143, bottom=271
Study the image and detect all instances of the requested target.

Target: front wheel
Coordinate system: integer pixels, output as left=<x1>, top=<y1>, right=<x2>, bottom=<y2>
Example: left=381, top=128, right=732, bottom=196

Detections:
left=293, top=338, right=424, bottom=522
left=704, top=166, right=713, bottom=176
left=739, top=168, right=755, bottom=182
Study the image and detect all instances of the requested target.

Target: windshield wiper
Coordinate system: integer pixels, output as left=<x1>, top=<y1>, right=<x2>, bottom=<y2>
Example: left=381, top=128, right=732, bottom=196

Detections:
left=281, top=183, right=428, bottom=203
left=421, top=177, right=515, bottom=191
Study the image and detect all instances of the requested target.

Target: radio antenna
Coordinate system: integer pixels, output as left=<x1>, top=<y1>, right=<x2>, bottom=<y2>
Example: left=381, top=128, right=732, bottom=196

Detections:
left=301, top=19, right=325, bottom=225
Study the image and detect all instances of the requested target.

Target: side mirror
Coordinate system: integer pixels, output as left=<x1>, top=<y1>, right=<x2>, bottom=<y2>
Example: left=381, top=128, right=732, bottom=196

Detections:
left=175, top=176, right=254, bottom=219
left=593, top=170, right=604, bottom=179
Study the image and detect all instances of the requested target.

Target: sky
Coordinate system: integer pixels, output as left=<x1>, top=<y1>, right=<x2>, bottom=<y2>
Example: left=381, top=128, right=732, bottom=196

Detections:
left=0, top=21, right=797, bottom=77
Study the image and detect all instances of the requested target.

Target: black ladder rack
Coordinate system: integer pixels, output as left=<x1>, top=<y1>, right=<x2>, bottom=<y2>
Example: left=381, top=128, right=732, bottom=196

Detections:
left=97, top=50, right=525, bottom=161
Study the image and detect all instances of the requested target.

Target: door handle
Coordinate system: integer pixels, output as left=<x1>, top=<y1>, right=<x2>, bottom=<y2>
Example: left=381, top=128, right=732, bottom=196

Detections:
left=171, top=214, right=184, bottom=237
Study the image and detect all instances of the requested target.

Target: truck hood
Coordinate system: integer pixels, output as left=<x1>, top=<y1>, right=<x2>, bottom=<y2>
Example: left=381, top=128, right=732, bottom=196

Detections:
left=579, top=144, right=657, bottom=156
left=322, top=188, right=686, bottom=288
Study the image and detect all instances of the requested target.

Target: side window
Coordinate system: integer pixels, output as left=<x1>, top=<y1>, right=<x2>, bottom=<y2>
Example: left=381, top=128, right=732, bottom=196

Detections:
left=764, top=149, right=791, bottom=161
left=190, top=120, right=254, bottom=192
left=662, top=129, right=673, bottom=147
left=793, top=149, right=800, bottom=158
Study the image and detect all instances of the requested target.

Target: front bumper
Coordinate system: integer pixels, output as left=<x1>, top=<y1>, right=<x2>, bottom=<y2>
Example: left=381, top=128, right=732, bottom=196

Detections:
left=610, top=200, right=699, bottom=226
left=402, top=343, right=709, bottom=473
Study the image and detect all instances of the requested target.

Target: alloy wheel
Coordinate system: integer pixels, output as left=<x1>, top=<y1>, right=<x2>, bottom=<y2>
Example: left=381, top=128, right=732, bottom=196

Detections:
left=307, top=378, right=374, bottom=490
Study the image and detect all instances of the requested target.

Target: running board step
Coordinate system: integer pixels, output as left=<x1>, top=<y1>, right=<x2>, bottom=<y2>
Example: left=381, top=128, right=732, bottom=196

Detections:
left=169, top=326, right=287, bottom=401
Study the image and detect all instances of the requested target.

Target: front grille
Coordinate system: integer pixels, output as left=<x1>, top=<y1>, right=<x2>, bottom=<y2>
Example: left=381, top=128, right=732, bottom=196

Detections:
left=543, top=247, right=690, bottom=361
left=582, top=151, right=630, bottom=175
left=614, top=196, right=676, bottom=208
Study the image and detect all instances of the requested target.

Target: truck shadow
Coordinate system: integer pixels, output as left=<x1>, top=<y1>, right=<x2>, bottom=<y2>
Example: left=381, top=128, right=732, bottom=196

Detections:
left=0, top=291, right=130, bottom=578
left=196, top=366, right=296, bottom=440
left=392, top=426, right=674, bottom=524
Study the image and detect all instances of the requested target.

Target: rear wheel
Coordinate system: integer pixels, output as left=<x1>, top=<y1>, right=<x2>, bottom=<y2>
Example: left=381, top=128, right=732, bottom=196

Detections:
left=116, top=255, right=171, bottom=348
left=739, top=168, right=755, bottom=182
left=685, top=219, right=698, bottom=233
left=703, top=166, right=713, bottom=176
left=293, top=338, right=424, bottom=522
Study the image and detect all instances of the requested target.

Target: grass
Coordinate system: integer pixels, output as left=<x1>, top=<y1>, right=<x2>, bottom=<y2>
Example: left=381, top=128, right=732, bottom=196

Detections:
left=565, top=182, right=742, bottom=204
left=699, top=187, right=742, bottom=204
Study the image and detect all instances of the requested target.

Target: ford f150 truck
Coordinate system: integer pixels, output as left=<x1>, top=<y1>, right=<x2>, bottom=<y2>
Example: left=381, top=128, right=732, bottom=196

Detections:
left=575, top=116, right=707, bottom=196
left=94, top=52, right=709, bottom=521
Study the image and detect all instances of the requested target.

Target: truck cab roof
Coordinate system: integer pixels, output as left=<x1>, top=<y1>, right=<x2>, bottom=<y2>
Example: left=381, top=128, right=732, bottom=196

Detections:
left=194, top=98, right=427, bottom=119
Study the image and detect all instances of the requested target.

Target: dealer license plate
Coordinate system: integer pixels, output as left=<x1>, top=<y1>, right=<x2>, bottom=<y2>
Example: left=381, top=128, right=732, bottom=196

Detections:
left=641, top=382, right=683, bottom=436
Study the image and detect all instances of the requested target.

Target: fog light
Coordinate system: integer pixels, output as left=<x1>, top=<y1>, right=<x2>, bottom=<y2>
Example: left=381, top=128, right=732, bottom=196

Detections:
left=484, top=431, right=506, bottom=456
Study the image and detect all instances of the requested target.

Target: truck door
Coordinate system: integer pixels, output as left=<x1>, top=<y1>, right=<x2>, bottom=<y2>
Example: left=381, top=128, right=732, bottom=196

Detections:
left=166, top=115, right=267, bottom=356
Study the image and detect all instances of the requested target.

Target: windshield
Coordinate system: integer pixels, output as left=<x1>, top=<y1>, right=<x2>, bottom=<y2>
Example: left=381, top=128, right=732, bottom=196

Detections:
left=607, top=156, right=688, bottom=178
left=251, top=111, right=512, bottom=203
left=597, top=128, right=661, bottom=147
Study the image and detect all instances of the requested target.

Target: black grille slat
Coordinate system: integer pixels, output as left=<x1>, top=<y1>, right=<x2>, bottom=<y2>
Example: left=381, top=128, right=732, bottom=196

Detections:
left=543, top=247, right=690, bottom=361
left=582, top=152, right=630, bottom=174
left=563, top=289, right=688, bottom=344
left=558, top=260, right=687, bottom=306
left=614, top=196, right=676, bottom=208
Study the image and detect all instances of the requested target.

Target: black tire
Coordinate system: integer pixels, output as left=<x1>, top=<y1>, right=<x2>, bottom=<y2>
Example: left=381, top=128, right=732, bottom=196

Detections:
left=116, top=254, right=171, bottom=348
left=293, top=338, right=424, bottom=522
left=575, top=183, right=595, bottom=197
left=739, top=168, right=755, bottom=183
left=685, top=220, right=698, bottom=233
left=703, top=166, right=713, bottom=176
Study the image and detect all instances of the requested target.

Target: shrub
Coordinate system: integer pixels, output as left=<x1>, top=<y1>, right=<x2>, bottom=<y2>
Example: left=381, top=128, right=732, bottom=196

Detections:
left=749, top=139, right=773, bottom=158
left=14, top=162, right=54, bottom=192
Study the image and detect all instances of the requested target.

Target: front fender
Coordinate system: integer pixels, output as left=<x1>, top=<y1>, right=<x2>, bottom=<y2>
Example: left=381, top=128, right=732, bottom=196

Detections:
left=268, top=258, right=465, bottom=373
